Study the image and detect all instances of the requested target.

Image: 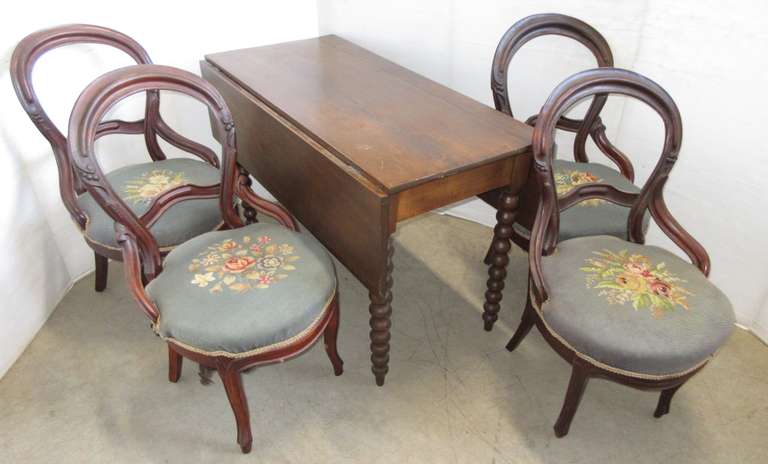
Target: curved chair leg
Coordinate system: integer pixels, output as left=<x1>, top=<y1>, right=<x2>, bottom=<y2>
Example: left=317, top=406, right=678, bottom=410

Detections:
left=94, top=252, right=108, bottom=292
left=218, top=365, right=253, bottom=454
left=168, top=345, right=183, bottom=383
left=654, top=384, right=683, bottom=418
left=323, top=300, right=344, bottom=376
left=506, top=297, right=536, bottom=352
left=554, top=361, right=591, bottom=438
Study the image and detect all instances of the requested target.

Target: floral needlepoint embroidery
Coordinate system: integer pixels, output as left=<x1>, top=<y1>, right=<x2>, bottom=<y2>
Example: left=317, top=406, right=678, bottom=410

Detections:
left=123, top=169, right=189, bottom=205
left=580, top=249, right=693, bottom=318
left=554, top=169, right=605, bottom=206
left=187, top=235, right=300, bottom=294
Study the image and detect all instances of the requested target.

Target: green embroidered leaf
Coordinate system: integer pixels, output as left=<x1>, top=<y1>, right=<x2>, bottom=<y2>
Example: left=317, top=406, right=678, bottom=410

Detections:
left=594, top=281, right=624, bottom=290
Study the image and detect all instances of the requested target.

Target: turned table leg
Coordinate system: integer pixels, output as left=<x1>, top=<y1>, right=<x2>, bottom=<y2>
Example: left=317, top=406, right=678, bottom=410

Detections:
left=238, top=165, right=258, bottom=224
left=482, top=189, right=519, bottom=331
left=369, top=237, right=394, bottom=386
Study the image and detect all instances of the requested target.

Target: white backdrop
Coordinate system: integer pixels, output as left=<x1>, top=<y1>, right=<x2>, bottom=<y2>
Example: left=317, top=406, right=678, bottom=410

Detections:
left=319, top=0, right=768, bottom=341
left=0, top=0, right=319, bottom=378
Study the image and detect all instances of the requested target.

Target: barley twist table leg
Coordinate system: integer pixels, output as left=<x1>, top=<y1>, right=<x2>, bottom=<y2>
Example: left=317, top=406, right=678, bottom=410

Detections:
left=369, top=238, right=394, bottom=386
left=483, top=190, right=519, bottom=331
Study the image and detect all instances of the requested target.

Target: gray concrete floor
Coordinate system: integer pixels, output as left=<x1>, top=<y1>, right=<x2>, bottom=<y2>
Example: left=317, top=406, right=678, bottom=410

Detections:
left=1, top=213, right=766, bottom=463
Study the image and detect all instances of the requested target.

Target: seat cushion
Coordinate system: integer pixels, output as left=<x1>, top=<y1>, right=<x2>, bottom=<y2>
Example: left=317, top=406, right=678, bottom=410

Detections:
left=540, top=235, right=734, bottom=376
left=78, top=158, right=222, bottom=250
left=146, top=223, right=336, bottom=355
left=515, top=160, right=649, bottom=241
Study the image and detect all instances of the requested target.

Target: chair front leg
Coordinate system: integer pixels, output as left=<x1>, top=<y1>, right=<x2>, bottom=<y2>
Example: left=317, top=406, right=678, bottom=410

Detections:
left=554, top=359, right=591, bottom=437
left=168, top=344, right=183, bottom=383
left=323, top=296, right=344, bottom=376
left=218, top=362, right=253, bottom=453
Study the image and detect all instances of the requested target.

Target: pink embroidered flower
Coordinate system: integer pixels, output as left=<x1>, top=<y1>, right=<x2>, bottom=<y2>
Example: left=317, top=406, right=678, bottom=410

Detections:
left=257, top=236, right=271, bottom=244
left=223, top=256, right=256, bottom=273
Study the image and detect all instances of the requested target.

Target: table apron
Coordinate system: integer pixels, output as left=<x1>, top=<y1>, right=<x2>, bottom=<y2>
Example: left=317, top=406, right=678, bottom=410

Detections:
left=202, top=61, right=393, bottom=293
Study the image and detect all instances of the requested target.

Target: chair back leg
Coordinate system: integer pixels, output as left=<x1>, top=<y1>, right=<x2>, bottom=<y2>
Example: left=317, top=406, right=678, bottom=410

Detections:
left=94, top=252, right=108, bottom=292
left=654, top=383, right=684, bottom=418
left=506, top=296, right=537, bottom=352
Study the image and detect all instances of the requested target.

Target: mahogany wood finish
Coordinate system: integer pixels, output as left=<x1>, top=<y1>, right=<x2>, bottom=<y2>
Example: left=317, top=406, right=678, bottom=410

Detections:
left=10, top=24, right=223, bottom=291
left=482, top=189, right=519, bottom=330
left=481, top=14, right=638, bottom=328
left=201, top=35, right=533, bottom=385
left=500, top=67, right=710, bottom=437
left=480, top=13, right=635, bottom=278
left=94, top=252, right=108, bottom=292
left=67, top=65, right=343, bottom=453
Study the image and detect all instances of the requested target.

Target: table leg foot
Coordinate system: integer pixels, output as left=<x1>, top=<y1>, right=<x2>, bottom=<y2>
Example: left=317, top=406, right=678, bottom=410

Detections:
left=369, top=238, right=394, bottom=386
left=483, top=190, right=519, bottom=331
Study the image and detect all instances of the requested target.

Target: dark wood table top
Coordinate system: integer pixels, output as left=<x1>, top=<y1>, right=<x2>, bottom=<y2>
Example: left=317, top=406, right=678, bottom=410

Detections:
left=206, top=35, right=532, bottom=194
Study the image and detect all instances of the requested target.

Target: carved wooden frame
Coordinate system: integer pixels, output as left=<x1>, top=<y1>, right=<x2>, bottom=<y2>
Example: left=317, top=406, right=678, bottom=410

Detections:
left=10, top=24, right=222, bottom=290
left=489, top=13, right=633, bottom=179
left=67, top=64, right=342, bottom=453
left=504, top=67, right=711, bottom=437
left=481, top=14, right=642, bottom=331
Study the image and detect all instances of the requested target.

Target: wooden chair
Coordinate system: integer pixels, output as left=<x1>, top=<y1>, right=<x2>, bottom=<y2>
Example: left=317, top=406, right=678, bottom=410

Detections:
left=481, top=14, right=644, bottom=330
left=67, top=64, right=344, bottom=453
left=496, top=68, right=734, bottom=437
left=11, top=24, right=226, bottom=292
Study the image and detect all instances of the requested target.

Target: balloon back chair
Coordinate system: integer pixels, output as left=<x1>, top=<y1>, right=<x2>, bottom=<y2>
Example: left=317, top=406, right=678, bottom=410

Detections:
left=11, top=24, right=225, bottom=291
left=500, top=68, right=734, bottom=437
left=67, top=64, right=343, bottom=453
left=481, top=14, right=647, bottom=330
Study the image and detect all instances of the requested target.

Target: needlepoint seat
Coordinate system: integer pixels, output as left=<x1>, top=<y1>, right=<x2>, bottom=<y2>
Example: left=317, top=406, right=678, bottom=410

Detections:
left=539, top=235, right=734, bottom=376
left=147, top=223, right=337, bottom=355
left=79, top=158, right=222, bottom=250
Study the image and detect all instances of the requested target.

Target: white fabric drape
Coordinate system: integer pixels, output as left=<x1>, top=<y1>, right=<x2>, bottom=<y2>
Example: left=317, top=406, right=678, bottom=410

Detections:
left=318, top=0, right=768, bottom=341
left=0, top=0, right=319, bottom=378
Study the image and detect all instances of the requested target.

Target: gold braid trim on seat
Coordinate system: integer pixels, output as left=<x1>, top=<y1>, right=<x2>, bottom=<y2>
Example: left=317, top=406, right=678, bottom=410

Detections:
left=530, top=288, right=714, bottom=381
left=151, top=288, right=336, bottom=359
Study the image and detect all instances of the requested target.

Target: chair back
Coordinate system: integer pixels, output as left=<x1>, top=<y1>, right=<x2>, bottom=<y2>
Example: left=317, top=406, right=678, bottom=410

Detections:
left=491, top=14, right=634, bottom=180
left=67, top=65, right=242, bottom=281
left=528, top=68, right=709, bottom=302
left=10, top=24, right=220, bottom=227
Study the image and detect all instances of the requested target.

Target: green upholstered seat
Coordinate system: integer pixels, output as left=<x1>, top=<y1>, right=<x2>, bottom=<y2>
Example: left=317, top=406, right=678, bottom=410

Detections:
left=539, top=235, right=734, bottom=376
left=77, top=158, right=222, bottom=250
left=146, top=223, right=337, bottom=355
left=515, top=160, right=649, bottom=241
